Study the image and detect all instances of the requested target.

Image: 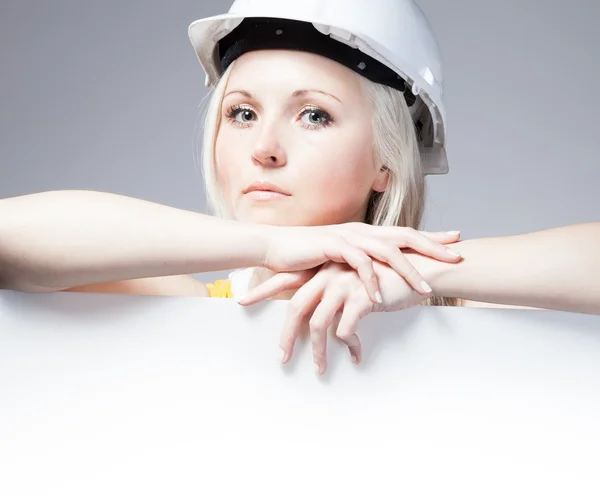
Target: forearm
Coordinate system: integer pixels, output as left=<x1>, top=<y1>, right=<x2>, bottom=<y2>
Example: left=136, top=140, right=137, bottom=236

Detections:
left=0, top=190, right=267, bottom=291
left=416, top=222, right=600, bottom=314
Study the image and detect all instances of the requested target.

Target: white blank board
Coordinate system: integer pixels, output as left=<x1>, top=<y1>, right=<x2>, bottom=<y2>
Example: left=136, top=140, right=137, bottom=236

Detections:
left=1, top=289, right=600, bottom=497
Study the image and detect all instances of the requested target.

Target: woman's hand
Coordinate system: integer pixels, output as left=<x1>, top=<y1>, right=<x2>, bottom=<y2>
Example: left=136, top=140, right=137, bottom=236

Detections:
left=263, top=223, right=461, bottom=305
left=239, top=260, right=431, bottom=374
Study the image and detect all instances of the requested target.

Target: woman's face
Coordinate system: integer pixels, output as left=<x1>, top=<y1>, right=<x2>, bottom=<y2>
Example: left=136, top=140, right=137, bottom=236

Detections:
left=214, top=49, right=388, bottom=226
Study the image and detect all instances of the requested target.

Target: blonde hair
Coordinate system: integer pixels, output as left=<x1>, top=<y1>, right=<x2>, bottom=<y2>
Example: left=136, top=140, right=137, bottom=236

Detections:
left=197, top=59, right=459, bottom=307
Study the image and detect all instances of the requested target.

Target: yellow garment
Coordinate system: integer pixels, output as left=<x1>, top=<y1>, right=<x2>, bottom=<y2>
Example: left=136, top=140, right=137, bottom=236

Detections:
left=206, top=279, right=233, bottom=298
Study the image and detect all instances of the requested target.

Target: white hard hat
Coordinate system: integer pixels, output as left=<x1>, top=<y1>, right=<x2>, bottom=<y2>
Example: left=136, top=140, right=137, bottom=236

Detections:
left=188, top=0, right=449, bottom=175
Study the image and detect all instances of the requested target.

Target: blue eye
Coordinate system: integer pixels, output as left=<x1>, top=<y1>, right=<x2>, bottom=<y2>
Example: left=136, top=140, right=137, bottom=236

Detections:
left=226, top=105, right=256, bottom=126
left=300, top=107, right=333, bottom=128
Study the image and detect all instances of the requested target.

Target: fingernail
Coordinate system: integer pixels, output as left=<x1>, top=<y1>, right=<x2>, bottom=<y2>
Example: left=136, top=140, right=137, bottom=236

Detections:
left=446, top=248, right=462, bottom=258
left=375, top=291, right=383, bottom=303
left=351, top=354, right=358, bottom=364
left=315, top=363, right=322, bottom=375
left=421, top=281, right=433, bottom=293
left=447, top=231, right=460, bottom=236
left=279, top=349, right=287, bottom=363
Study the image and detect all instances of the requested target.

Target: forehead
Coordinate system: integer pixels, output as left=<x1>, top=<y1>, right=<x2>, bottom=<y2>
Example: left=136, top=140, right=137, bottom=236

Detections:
left=225, top=49, right=364, bottom=97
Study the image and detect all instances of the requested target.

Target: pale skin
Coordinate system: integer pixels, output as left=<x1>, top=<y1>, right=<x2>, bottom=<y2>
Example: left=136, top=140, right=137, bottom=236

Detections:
left=214, top=50, right=600, bottom=373
left=241, top=223, right=600, bottom=371
left=1, top=50, right=598, bottom=376
left=0, top=189, right=460, bottom=297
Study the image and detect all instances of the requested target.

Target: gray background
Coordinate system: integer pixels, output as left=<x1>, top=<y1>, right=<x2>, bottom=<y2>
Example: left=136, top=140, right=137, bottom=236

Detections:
left=1, top=0, right=598, bottom=283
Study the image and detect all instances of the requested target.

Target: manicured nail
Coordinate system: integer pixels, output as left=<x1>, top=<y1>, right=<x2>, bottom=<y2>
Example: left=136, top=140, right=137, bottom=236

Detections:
left=447, top=231, right=460, bottom=236
left=421, top=281, right=433, bottom=293
left=447, top=248, right=462, bottom=258
left=375, top=291, right=383, bottom=303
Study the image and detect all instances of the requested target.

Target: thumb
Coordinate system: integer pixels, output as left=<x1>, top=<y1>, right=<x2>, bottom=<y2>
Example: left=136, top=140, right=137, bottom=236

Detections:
left=237, top=270, right=313, bottom=305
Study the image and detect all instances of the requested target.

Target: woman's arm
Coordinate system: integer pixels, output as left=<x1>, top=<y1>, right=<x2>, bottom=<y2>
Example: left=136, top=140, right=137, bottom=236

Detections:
left=0, top=190, right=460, bottom=297
left=0, top=190, right=267, bottom=292
left=416, top=222, right=600, bottom=314
left=64, top=275, right=209, bottom=296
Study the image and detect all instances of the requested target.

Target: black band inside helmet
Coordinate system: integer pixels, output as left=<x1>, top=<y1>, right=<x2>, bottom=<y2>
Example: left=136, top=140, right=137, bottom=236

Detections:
left=218, top=17, right=417, bottom=107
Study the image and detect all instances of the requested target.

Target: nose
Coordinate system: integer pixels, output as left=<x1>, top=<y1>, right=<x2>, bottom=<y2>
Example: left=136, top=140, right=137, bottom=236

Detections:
left=251, top=123, right=287, bottom=168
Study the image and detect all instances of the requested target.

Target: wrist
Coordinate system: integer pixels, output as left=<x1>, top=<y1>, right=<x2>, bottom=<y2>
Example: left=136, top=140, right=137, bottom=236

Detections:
left=248, top=222, right=293, bottom=269
left=242, top=221, right=273, bottom=268
left=406, top=242, right=465, bottom=298
left=202, top=217, right=271, bottom=270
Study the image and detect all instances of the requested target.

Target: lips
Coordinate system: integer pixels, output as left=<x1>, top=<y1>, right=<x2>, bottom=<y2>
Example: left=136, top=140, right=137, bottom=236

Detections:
left=243, top=181, right=291, bottom=196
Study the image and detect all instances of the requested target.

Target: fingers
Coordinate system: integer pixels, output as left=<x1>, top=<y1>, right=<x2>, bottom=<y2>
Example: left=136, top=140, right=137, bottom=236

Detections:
left=280, top=269, right=355, bottom=376
left=277, top=267, right=375, bottom=375
left=343, top=224, right=462, bottom=261
left=396, top=229, right=463, bottom=262
left=279, top=272, right=328, bottom=366
left=335, top=300, right=371, bottom=365
left=418, top=230, right=461, bottom=243
left=337, top=227, right=462, bottom=296
left=341, top=233, right=432, bottom=296
left=346, top=223, right=461, bottom=243
left=323, top=238, right=381, bottom=305
left=283, top=277, right=373, bottom=375
left=310, top=291, right=372, bottom=369
left=379, top=228, right=463, bottom=262
left=309, top=291, right=346, bottom=375
left=237, top=270, right=312, bottom=305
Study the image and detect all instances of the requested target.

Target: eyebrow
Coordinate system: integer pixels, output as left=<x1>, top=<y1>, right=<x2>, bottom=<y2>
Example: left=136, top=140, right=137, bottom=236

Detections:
left=292, top=89, right=342, bottom=103
left=224, top=89, right=342, bottom=103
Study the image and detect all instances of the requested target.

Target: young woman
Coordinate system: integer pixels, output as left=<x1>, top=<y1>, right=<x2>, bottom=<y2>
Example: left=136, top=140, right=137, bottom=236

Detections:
left=0, top=0, right=598, bottom=376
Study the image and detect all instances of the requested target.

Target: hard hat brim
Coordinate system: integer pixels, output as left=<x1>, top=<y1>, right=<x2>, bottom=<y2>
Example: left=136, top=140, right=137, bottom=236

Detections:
left=188, top=13, right=448, bottom=175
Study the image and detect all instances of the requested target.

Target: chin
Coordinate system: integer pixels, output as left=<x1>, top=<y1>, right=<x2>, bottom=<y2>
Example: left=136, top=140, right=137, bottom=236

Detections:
left=236, top=210, right=289, bottom=226
left=235, top=207, right=311, bottom=226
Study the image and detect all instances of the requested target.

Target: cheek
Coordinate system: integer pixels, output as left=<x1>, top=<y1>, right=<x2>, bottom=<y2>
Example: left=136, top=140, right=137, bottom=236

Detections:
left=299, top=130, right=376, bottom=216
left=214, top=128, right=245, bottom=198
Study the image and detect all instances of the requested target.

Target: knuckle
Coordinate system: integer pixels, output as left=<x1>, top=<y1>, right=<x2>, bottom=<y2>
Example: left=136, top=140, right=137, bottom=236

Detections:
left=349, top=290, right=370, bottom=306
left=321, top=261, right=336, bottom=272
left=345, top=296, right=373, bottom=317
left=287, top=300, right=306, bottom=318
left=387, top=240, right=402, bottom=251
left=362, top=263, right=375, bottom=277
left=402, top=227, right=418, bottom=241
left=336, top=327, right=353, bottom=340
left=358, top=304, right=374, bottom=319
left=381, top=246, right=398, bottom=262
left=309, top=316, right=325, bottom=332
left=356, top=252, right=371, bottom=265
left=348, top=275, right=364, bottom=289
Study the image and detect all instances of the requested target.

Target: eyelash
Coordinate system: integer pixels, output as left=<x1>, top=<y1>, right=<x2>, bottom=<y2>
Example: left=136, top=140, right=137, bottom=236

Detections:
left=224, top=105, right=334, bottom=130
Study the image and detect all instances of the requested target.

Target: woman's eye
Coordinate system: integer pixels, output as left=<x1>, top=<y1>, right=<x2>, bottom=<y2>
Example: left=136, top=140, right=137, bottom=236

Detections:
left=235, top=109, right=256, bottom=123
left=300, top=108, right=333, bottom=128
left=226, top=106, right=256, bottom=126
